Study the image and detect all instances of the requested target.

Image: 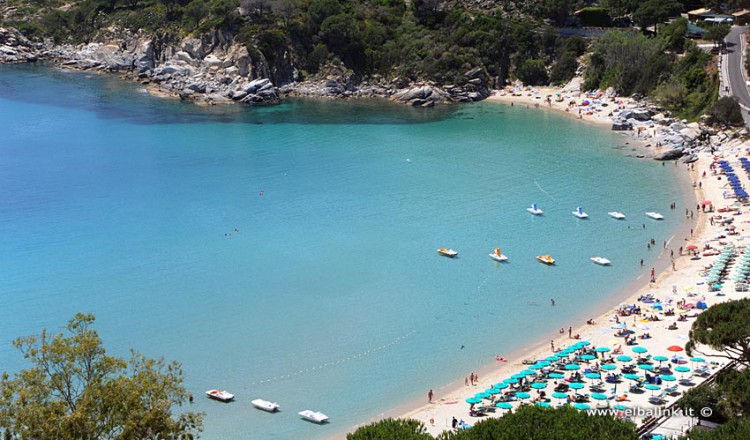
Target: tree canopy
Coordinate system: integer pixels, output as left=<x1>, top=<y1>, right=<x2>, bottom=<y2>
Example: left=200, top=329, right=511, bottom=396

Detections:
left=0, top=313, right=202, bottom=440
left=346, top=418, right=432, bottom=440
left=687, top=298, right=750, bottom=364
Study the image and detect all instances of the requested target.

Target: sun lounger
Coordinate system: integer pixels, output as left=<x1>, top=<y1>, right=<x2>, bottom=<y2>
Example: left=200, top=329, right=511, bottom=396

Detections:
left=679, top=375, right=695, bottom=386
left=648, top=392, right=667, bottom=405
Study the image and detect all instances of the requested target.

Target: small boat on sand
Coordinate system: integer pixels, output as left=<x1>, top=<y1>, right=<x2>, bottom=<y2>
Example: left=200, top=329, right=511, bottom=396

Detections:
left=438, top=248, right=458, bottom=258
left=591, top=256, right=612, bottom=266
left=646, top=212, right=664, bottom=220
left=527, top=203, right=543, bottom=215
left=489, top=248, right=508, bottom=262
left=206, top=389, right=234, bottom=402
left=537, top=255, right=556, bottom=265
left=299, top=410, right=329, bottom=424
left=572, top=207, right=589, bottom=219
left=251, top=399, right=279, bottom=412
left=608, top=211, right=626, bottom=219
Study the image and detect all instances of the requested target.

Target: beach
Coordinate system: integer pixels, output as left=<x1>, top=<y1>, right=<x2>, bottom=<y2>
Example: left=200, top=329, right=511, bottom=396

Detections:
left=389, top=86, right=748, bottom=438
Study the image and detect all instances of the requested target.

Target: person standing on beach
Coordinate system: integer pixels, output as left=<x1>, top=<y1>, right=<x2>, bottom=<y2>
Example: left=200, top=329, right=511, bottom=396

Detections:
left=452, top=417, right=458, bottom=430
left=650, top=268, right=656, bottom=283
left=551, top=340, right=555, bottom=351
left=568, top=326, right=572, bottom=338
left=428, top=389, right=434, bottom=403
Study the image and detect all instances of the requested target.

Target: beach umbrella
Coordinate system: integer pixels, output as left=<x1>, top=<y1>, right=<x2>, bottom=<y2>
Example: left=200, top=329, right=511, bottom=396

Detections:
left=545, top=356, right=560, bottom=362
left=565, top=364, right=581, bottom=371
left=549, top=373, right=565, bottom=379
left=537, top=361, right=551, bottom=366
left=591, top=393, right=608, bottom=400
left=653, top=355, right=669, bottom=362
left=493, top=383, right=509, bottom=390
left=690, top=357, right=705, bottom=363
left=496, top=402, right=513, bottom=410
left=601, top=364, right=617, bottom=371
left=536, top=402, right=551, bottom=408
left=585, top=373, right=601, bottom=379
left=552, top=392, right=568, bottom=400
left=569, top=383, right=585, bottom=390
left=667, top=345, right=684, bottom=352
left=512, top=374, right=525, bottom=380
left=487, top=388, right=502, bottom=395
left=574, top=403, right=591, bottom=410
left=686, top=245, right=698, bottom=250
left=632, top=347, right=648, bottom=354
left=613, top=404, right=629, bottom=410
left=580, top=354, right=596, bottom=361
left=617, top=355, right=633, bottom=362
left=660, top=375, right=677, bottom=382
left=578, top=341, right=591, bottom=346
left=475, top=392, right=490, bottom=399
left=503, top=378, right=519, bottom=384
left=515, top=392, right=531, bottom=399
left=521, top=369, right=536, bottom=376
left=675, top=366, right=690, bottom=373
left=638, top=364, right=654, bottom=371
left=645, top=384, right=661, bottom=395
left=529, top=364, right=544, bottom=370
left=531, top=382, right=548, bottom=390
left=466, top=397, right=482, bottom=404
left=624, top=374, right=641, bottom=381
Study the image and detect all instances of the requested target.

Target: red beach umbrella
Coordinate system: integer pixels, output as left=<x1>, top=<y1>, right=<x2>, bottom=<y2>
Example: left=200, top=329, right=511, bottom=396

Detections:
left=667, top=345, right=684, bottom=352
left=686, top=245, right=698, bottom=250
left=701, top=200, right=712, bottom=206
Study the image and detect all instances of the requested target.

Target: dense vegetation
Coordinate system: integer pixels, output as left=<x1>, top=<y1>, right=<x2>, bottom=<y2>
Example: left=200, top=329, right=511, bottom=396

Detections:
left=0, top=314, right=202, bottom=439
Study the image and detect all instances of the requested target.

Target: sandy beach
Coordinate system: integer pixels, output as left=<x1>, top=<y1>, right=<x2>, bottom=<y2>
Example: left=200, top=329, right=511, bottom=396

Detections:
left=376, top=85, right=750, bottom=438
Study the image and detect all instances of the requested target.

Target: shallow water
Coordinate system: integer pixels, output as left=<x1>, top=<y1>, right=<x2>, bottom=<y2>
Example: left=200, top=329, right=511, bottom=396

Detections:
left=0, top=65, right=688, bottom=439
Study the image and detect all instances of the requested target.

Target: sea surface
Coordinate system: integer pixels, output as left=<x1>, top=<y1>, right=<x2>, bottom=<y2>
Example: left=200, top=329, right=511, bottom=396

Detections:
left=0, top=65, right=689, bottom=439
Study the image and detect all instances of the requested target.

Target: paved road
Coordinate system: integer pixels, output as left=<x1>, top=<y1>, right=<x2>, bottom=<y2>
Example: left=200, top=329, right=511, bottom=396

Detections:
left=725, top=26, right=750, bottom=108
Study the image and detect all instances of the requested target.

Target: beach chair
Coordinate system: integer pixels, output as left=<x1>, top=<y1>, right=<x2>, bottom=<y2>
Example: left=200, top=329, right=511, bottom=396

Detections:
left=648, top=392, right=667, bottom=405
left=665, top=385, right=680, bottom=396
left=679, top=375, right=695, bottom=386
left=694, top=366, right=710, bottom=376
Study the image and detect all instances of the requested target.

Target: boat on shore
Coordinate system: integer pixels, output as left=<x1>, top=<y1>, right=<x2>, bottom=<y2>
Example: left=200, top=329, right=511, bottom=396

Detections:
left=206, top=389, right=235, bottom=402
left=299, top=410, right=329, bottom=424
left=591, top=256, right=612, bottom=266
left=646, top=212, right=664, bottom=220
left=536, top=255, right=556, bottom=265
left=608, top=211, right=626, bottom=219
left=572, top=207, right=589, bottom=219
left=527, top=203, right=543, bottom=215
left=438, top=248, right=458, bottom=258
left=251, top=399, right=280, bottom=412
left=489, top=248, right=508, bottom=262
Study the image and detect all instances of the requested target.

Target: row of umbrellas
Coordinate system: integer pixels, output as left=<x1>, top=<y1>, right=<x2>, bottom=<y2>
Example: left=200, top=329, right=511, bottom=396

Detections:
left=718, top=160, right=748, bottom=200
left=705, top=244, right=736, bottom=285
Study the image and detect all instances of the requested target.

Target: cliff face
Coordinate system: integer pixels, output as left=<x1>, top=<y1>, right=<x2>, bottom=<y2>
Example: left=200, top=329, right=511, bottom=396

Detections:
left=0, top=25, right=491, bottom=106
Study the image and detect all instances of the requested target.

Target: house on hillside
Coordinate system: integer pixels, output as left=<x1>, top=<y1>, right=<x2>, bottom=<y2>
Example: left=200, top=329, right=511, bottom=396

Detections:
left=687, top=8, right=734, bottom=24
left=733, top=10, right=750, bottom=25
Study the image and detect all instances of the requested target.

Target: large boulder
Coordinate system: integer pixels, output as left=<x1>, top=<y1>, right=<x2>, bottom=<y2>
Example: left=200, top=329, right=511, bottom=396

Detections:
left=133, top=40, right=155, bottom=72
left=0, top=27, right=39, bottom=62
left=391, top=85, right=451, bottom=104
left=653, top=148, right=685, bottom=161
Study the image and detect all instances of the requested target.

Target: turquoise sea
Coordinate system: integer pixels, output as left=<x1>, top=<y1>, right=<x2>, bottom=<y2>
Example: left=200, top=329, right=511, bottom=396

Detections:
left=0, top=65, right=689, bottom=439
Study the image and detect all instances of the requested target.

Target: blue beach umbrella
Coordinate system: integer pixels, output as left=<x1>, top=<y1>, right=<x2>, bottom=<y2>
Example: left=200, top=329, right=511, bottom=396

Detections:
left=496, top=402, right=513, bottom=410
left=565, top=364, right=581, bottom=370
left=531, top=382, right=548, bottom=389
left=601, top=364, right=617, bottom=371
left=578, top=341, right=591, bottom=346
left=487, top=388, right=502, bottom=395
left=638, top=364, right=654, bottom=371
left=512, top=374, right=525, bottom=380
left=617, top=355, right=633, bottom=362
left=552, top=392, right=568, bottom=399
left=466, top=397, right=482, bottom=404
left=475, top=392, right=490, bottom=399
left=546, top=356, right=560, bottom=362
left=493, top=383, right=509, bottom=390
left=549, top=373, right=565, bottom=379
left=503, top=378, right=519, bottom=384
left=653, top=355, right=669, bottom=362
left=574, top=403, right=591, bottom=410
left=521, top=369, right=536, bottom=376
left=624, top=374, right=641, bottom=381
left=529, top=364, right=544, bottom=370
left=537, top=360, right=551, bottom=366
left=595, top=347, right=611, bottom=353
left=675, top=366, right=691, bottom=373
left=591, top=393, right=608, bottom=400
left=645, top=384, right=660, bottom=391
left=580, top=354, right=596, bottom=361
left=613, top=404, right=629, bottom=410
left=660, top=375, right=677, bottom=382
left=632, top=347, right=648, bottom=354
left=585, top=372, right=601, bottom=379
left=536, top=401, right=551, bottom=408
left=690, top=357, right=705, bottom=363
left=515, top=392, right=531, bottom=399
left=569, top=383, right=585, bottom=390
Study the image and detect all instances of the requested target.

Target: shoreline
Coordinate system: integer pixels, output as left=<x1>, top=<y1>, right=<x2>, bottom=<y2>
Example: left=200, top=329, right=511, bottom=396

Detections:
left=334, top=87, right=734, bottom=439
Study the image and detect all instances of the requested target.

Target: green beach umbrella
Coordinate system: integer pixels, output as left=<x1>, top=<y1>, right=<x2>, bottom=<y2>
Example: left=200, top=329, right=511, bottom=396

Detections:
left=616, top=355, right=633, bottom=362
left=530, top=382, right=548, bottom=389
left=545, top=356, right=560, bottom=361
left=549, top=373, right=565, bottom=379
left=515, top=392, right=531, bottom=399
left=578, top=341, right=591, bottom=346
left=690, top=357, right=705, bottom=363
left=632, top=347, right=648, bottom=354
left=585, top=372, right=601, bottom=379
left=466, top=397, right=482, bottom=404
left=591, top=393, right=608, bottom=400
left=537, top=361, right=551, bottom=366
left=496, top=402, right=513, bottom=410
left=638, top=364, right=654, bottom=371
left=535, top=401, right=551, bottom=408
left=645, top=384, right=661, bottom=394
left=660, top=375, right=677, bottom=382
left=675, top=366, right=690, bottom=373
left=601, top=364, right=617, bottom=371
left=565, top=364, right=581, bottom=370
left=595, top=347, right=611, bottom=353
left=552, top=392, right=568, bottom=399
left=573, top=403, right=590, bottom=410
left=493, top=382, right=509, bottom=390
left=529, top=364, right=544, bottom=370
left=580, top=354, right=596, bottom=361
left=487, top=388, right=502, bottom=395
left=569, top=383, right=585, bottom=390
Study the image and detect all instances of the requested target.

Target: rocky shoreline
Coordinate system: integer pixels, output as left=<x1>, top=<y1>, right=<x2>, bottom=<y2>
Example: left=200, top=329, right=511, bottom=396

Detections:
left=0, top=26, right=490, bottom=107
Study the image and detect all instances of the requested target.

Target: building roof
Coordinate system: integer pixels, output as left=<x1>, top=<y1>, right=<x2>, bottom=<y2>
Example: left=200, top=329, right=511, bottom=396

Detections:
left=733, top=10, right=750, bottom=17
left=688, top=8, right=712, bottom=16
